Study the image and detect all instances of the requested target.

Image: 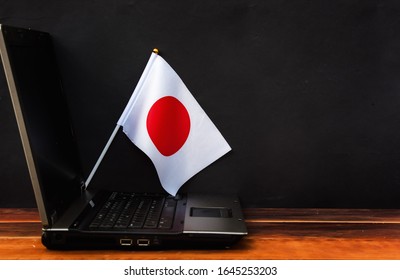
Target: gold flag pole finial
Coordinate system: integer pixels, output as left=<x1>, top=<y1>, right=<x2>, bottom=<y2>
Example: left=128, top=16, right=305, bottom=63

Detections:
left=153, top=48, right=159, bottom=54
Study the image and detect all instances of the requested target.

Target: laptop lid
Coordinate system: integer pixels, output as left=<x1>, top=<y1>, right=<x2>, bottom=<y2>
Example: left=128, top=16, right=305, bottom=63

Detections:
left=0, top=25, right=84, bottom=227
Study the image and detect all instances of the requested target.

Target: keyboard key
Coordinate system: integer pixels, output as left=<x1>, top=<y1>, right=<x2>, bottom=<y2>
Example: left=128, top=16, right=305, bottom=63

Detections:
left=157, top=199, right=177, bottom=229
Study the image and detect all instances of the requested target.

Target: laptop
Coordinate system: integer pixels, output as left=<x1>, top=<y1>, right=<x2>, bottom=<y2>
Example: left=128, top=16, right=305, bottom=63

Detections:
left=0, top=24, right=247, bottom=249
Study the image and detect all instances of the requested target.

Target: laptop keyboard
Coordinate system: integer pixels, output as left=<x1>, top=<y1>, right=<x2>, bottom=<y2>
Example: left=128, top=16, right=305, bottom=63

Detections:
left=88, top=192, right=177, bottom=230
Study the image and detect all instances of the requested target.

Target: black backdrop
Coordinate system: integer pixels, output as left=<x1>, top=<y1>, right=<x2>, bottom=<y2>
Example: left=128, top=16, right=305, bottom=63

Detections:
left=1, top=0, right=400, bottom=208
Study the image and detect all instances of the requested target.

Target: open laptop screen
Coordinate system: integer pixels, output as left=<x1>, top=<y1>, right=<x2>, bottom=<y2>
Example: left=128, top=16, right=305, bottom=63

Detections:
left=0, top=25, right=83, bottom=226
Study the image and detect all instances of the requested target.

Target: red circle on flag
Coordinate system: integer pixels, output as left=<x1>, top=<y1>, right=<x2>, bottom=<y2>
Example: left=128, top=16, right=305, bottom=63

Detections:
left=146, top=96, right=191, bottom=156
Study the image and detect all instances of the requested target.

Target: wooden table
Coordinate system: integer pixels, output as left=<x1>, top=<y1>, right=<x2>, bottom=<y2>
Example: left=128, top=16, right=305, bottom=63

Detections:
left=1, top=208, right=400, bottom=259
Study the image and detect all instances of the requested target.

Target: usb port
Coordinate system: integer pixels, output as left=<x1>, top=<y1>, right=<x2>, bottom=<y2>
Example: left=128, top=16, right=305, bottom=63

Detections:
left=137, top=239, right=150, bottom=247
left=120, top=239, right=133, bottom=246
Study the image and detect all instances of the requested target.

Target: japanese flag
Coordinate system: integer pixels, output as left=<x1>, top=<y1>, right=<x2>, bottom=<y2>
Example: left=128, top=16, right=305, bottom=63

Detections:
left=117, top=52, right=231, bottom=196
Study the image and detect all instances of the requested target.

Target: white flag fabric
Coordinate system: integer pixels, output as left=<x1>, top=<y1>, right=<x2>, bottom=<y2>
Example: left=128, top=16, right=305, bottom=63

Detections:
left=117, top=52, right=231, bottom=196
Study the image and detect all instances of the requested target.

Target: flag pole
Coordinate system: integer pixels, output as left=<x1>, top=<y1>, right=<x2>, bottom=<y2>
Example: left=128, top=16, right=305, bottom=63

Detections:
left=85, top=48, right=160, bottom=188
left=85, top=124, right=121, bottom=187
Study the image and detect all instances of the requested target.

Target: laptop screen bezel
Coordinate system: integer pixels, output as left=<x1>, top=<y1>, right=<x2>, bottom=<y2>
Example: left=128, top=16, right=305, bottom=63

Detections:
left=0, top=25, right=84, bottom=227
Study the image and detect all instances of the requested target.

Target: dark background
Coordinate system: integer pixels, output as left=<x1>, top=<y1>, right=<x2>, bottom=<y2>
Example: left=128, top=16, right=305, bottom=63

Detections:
left=1, top=0, right=400, bottom=208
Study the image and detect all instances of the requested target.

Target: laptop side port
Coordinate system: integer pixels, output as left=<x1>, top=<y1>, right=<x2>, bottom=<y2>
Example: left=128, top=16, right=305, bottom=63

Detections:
left=120, top=238, right=133, bottom=246
left=137, top=239, right=150, bottom=247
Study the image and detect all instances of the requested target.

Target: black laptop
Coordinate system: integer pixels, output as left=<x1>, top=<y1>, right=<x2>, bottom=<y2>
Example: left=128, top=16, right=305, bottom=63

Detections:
left=0, top=24, right=247, bottom=249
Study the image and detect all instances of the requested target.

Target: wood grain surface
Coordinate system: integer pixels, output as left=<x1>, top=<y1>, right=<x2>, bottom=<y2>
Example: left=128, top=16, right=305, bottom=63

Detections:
left=0, top=208, right=399, bottom=259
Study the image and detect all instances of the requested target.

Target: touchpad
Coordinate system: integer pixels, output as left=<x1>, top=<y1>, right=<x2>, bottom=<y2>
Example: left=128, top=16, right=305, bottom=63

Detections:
left=190, top=207, right=232, bottom=218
